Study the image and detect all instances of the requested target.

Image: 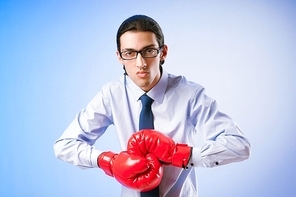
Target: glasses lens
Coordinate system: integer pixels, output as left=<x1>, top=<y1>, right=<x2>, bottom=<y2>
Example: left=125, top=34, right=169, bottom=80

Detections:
left=142, top=48, right=158, bottom=58
left=121, top=51, right=137, bottom=60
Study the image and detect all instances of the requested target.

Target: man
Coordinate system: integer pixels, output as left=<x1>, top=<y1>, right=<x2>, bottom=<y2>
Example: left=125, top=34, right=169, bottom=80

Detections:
left=54, top=15, right=250, bottom=197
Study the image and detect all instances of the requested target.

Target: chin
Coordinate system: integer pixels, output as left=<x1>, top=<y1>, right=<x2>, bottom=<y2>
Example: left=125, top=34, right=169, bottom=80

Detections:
left=139, top=83, right=152, bottom=91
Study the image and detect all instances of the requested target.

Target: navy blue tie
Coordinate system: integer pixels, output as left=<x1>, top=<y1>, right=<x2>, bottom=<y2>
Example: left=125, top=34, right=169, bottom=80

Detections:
left=139, top=94, right=154, bottom=130
left=139, top=94, right=159, bottom=197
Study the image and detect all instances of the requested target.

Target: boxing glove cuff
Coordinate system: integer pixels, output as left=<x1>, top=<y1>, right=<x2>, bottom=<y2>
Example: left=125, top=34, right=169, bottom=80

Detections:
left=172, top=144, right=192, bottom=168
left=97, top=151, right=117, bottom=177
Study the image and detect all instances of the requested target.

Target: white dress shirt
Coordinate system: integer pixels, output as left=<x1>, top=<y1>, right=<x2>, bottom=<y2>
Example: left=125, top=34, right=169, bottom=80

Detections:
left=54, top=70, right=250, bottom=197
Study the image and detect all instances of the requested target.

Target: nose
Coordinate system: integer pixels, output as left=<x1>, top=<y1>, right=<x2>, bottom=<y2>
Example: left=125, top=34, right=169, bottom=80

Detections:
left=135, top=53, right=147, bottom=69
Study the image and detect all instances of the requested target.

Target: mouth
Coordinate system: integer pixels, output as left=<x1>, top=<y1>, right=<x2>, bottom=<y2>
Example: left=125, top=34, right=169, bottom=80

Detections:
left=137, top=71, right=149, bottom=78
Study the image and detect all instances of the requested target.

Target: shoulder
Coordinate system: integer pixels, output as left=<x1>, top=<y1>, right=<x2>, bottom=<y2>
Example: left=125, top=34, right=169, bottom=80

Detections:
left=89, top=76, right=126, bottom=102
left=167, top=73, right=204, bottom=92
left=101, top=75, right=125, bottom=93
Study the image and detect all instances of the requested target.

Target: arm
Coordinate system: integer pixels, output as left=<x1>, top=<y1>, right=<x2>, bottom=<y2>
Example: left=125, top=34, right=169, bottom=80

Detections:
left=53, top=115, right=107, bottom=169
left=190, top=124, right=250, bottom=168
left=188, top=89, right=251, bottom=168
left=53, top=90, right=113, bottom=168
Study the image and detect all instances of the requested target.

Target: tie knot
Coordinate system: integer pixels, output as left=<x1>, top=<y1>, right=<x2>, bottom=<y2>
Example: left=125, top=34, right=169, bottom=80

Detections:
left=140, top=94, right=153, bottom=107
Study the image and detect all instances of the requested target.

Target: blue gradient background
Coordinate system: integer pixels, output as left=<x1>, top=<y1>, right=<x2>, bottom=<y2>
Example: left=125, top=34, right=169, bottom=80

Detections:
left=1, top=1, right=295, bottom=196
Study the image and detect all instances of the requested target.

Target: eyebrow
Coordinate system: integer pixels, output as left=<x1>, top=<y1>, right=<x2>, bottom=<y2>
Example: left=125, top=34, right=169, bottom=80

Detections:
left=121, top=44, right=158, bottom=52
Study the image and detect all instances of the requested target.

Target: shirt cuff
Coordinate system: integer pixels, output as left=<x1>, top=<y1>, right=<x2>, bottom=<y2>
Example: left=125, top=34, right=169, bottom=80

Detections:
left=186, top=147, right=202, bottom=168
left=91, top=148, right=103, bottom=168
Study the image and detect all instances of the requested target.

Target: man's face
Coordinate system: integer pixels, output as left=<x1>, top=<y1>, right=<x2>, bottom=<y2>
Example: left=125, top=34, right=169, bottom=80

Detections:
left=117, top=31, right=167, bottom=92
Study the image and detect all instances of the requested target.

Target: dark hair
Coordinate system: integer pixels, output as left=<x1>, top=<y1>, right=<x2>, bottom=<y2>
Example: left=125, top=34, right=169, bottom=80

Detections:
left=116, top=15, right=165, bottom=66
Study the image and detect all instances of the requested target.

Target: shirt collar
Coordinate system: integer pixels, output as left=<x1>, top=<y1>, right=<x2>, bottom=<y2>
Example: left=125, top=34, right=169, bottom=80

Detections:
left=147, top=70, right=168, bottom=104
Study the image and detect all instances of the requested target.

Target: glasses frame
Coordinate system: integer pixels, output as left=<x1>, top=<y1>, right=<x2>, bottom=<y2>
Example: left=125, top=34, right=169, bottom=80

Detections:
left=120, top=46, right=163, bottom=60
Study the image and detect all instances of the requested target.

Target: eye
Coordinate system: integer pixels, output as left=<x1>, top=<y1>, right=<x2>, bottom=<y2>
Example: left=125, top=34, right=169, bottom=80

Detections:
left=143, top=48, right=156, bottom=55
left=122, top=51, right=136, bottom=57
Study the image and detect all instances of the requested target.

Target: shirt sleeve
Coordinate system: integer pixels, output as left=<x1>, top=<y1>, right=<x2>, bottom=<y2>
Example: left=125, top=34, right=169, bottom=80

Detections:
left=187, top=88, right=251, bottom=168
left=53, top=89, right=113, bottom=169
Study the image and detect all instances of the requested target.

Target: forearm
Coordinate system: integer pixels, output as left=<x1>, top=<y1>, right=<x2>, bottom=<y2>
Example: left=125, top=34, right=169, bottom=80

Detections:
left=54, top=114, right=108, bottom=169
left=54, top=137, right=101, bottom=169
left=188, top=126, right=250, bottom=168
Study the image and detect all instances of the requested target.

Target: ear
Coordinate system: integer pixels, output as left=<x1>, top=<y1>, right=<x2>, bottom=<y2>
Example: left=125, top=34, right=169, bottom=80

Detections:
left=160, top=45, right=168, bottom=61
left=116, top=51, right=124, bottom=64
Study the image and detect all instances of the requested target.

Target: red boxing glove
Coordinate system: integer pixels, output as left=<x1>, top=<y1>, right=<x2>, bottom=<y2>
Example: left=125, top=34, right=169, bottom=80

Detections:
left=97, top=151, right=163, bottom=192
left=128, top=129, right=192, bottom=168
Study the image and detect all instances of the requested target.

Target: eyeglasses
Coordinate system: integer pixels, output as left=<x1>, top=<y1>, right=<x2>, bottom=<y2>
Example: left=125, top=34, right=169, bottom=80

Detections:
left=120, top=46, right=163, bottom=60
